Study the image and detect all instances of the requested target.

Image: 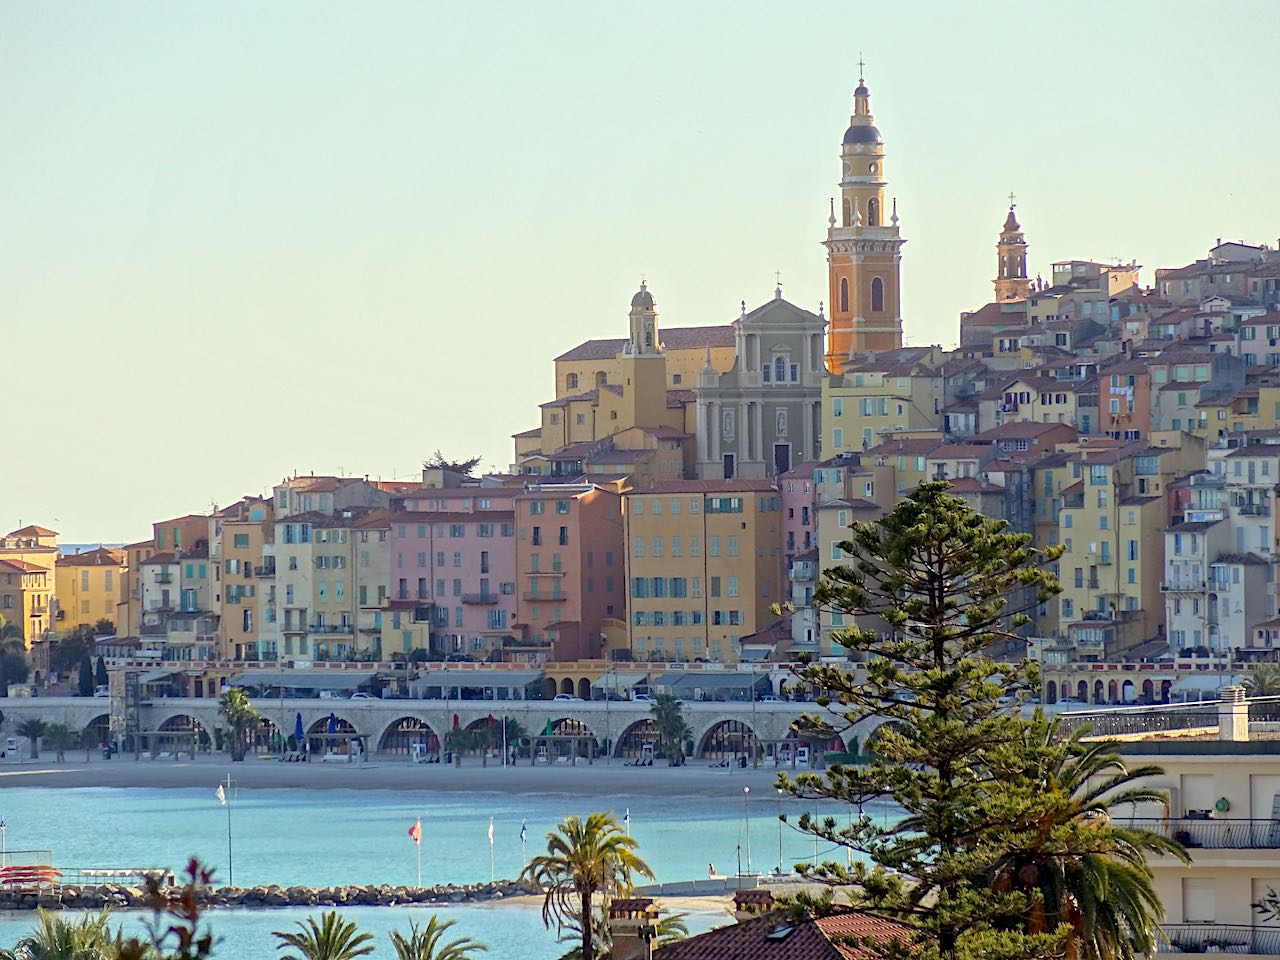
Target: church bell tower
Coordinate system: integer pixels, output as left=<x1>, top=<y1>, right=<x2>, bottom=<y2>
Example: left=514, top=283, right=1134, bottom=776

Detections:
left=994, top=202, right=1030, bottom=302
left=823, top=73, right=905, bottom=373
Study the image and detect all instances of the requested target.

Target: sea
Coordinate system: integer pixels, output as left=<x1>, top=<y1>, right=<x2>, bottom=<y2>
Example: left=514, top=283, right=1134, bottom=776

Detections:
left=0, top=785, right=882, bottom=958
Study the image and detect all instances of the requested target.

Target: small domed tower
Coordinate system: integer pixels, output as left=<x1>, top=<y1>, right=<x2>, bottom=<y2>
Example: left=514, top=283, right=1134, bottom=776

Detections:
left=627, top=281, right=661, bottom=356
left=994, top=203, right=1030, bottom=301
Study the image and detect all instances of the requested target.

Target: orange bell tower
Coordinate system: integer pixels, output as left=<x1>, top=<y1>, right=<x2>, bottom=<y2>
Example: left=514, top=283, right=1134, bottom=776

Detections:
left=823, top=73, right=905, bottom=373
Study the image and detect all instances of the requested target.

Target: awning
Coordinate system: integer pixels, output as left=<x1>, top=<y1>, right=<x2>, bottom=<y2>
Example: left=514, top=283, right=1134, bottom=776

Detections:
left=591, top=672, right=648, bottom=693
left=231, top=671, right=376, bottom=691
left=651, top=672, right=771, bottom=693
left=412, top=669, right=543, bottom=688
left=1171, top=674, right=1243, bottom=696
left=138, top=669, right=181, bottom=684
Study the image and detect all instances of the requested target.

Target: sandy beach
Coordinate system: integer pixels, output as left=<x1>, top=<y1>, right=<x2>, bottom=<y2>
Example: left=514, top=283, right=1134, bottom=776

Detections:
left=0, top=755, right=801, bottom=798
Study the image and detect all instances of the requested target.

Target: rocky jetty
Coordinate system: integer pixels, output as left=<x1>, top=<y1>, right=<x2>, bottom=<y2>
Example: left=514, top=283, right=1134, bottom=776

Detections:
left=0, top=879, right=539, bottom=912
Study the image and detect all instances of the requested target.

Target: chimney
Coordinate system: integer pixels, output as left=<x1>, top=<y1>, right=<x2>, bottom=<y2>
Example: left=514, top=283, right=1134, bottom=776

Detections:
left=733, top=888, right=776, bottom=923
left=1218, top=685, right=1249, bottom=742
left=608, top=898, right=659, bottom=960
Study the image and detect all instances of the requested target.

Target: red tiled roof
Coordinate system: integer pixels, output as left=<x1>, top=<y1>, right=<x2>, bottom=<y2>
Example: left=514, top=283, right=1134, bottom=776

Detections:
left=554, top=325, right=734, bottom=362
left=636, top=479, right=778, bottom=494
left=0, top=559, right=44, bottom=574
left=140, top=552, right=177, bottom=565
left=655, top=908, right=913, bottom=960
left=56, top=547, right=126, bottom=567
left=973, top=421, right=1078, bottom=442
left=6, top=525, right=57, bottom=538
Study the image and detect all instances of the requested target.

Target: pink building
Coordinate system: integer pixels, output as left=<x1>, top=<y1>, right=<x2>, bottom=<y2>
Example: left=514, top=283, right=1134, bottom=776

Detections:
left=780, top=461, right=818, bottom=567
left=513, top=483, right=624, bottom=662
left=389, top=507, right=518, bottom=659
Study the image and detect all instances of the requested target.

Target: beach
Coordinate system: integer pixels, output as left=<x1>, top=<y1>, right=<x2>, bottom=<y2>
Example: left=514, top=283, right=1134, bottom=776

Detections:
left=0, top=755, right=801, bottom=797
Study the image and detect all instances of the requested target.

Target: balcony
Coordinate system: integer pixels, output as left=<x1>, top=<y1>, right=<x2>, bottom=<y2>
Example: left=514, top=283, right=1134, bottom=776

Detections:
left=1161, top=580, right=1207, bottom=592
left=255, top=560, right=276, bottom=577
left=1237, top=502, right=1271, bottom=517
left=154, top=573, right=173, bottom=584
left=139, top=623, right=167, bottom=637
left=462, top=594, right=498, bottom=605
left=523, top=593, right=565, bottom=603
left=1157, top=925, right=1280, bottom=954
left=309, top=623, right=354, bottom=635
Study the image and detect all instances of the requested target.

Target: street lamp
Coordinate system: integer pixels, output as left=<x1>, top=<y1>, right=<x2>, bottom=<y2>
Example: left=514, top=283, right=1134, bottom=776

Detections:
left=776, top=789, right=785, bottom=875
left=743, top=786, right=752, bottom=874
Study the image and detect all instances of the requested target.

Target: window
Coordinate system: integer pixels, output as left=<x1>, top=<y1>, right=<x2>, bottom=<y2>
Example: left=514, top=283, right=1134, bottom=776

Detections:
left=839, top=277, right=849, bottom=312
left=566, top=373, right=579, bottom=390
left=832, top=397, right=843, bottom=417
left=727, top=536, right=739, bottom=557
left=727, top=576, right=739, bottom=597
left=633, top=537, right=645, bottom=557
left=871, top=277, right=885, bottom=312
left=709, top=536, right=721, bottom=557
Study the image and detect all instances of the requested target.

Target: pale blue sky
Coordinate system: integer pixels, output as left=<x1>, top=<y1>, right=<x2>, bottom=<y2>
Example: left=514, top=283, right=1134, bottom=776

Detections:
left=3, top=2, right=1278, bottom=543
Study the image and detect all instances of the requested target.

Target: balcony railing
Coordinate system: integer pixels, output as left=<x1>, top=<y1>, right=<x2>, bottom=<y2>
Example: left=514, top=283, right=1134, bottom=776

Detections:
left=255, top=561, right=276, bottom=577
left=523, top=593, right=564, bottom=603
left=1122, top=818, right=1280, bottom=849
left=462, top=594, right=498, bottom=605
left=1161, top=580, right=1207, bottom=592
left=1237, top=503, right=1271, bottom=517
left=154, top=573, right=173, bottom=584
left=1056, top=705, right=1219, bottom=738
left=309, top=624, right=354, bottom=635
left=1157, top=925, right=1280, bottom=954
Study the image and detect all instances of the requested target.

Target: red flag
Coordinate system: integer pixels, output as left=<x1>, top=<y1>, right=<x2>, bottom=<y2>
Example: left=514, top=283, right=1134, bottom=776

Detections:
left=408, top=820, right=422, bottom=845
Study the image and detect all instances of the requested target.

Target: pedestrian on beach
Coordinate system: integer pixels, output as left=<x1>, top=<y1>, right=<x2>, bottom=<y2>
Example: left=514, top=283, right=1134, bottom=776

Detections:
left=708, top=862, right=715, bottom=879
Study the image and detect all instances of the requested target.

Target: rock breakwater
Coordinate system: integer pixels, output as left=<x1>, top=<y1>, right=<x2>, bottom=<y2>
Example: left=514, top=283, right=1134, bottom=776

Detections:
left=0, top=879, right=539, bottom=912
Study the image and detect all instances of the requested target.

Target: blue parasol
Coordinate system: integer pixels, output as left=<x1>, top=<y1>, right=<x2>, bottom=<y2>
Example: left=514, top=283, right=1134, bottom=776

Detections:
left=293, top=712, right=304, bottom=745
left=327, top=712, right=337, bottom=752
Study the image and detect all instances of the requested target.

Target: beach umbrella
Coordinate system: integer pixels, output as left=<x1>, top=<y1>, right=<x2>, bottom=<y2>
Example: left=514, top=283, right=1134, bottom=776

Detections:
left=293, top=712, right=304, bottom=744
left=327, top=712, right=336, bottom=751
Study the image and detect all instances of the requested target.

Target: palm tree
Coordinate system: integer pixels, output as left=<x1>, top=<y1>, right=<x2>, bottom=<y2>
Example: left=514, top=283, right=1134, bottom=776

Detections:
left=12, top=908, right=115, bottom=959
left=39, top=723, right=74, bottom=763
left=521, top=812, right=654, bottom=960
left=648, top=694, right=690, bottom=765
left=273, top=912, right=374, bottom=960
left=991, top=717, right=1190, bottom=960
left=445, top=727, right=472, bottom=767
left=219, top=687, right=260, bottom=762
left=388, top=916, right=486, bottom=960
left=1245, top=663, right=1280, bottom=698
left=15, top=718, right=47, bottom=760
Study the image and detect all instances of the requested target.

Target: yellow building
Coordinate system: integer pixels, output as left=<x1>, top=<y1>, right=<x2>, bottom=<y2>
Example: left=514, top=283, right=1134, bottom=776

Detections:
left=115, top=538, right=155, bottom=638
left=623, top=479, right=783, bottom=663
left=822, top=353, right=943, bottom=455
left=55, top=547, right=126, bottom=632
left=515, top=284, right=702, bottom=480
left=214, top=498, right=275, bottom=661
left=0, top=525, right=58, bottom=645
left=1054, top=433, right=1205, bottom=657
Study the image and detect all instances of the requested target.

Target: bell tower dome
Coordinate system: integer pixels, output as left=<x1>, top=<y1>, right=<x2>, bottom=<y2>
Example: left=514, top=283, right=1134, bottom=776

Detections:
left=823, top=72, right=905, bottom=373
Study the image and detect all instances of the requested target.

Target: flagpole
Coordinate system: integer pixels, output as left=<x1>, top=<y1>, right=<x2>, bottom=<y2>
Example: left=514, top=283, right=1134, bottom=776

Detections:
left=488, top=817, right=494, bottom=884
left=416, top=819, right=422, bottom=888
left=520, top=819, right=527, bottom=867
left=224, top=774, right=233, bottom=886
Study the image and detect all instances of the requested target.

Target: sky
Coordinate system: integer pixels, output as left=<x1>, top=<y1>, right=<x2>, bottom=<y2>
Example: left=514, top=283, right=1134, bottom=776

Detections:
left=2, top=1, right=1279, bottom=543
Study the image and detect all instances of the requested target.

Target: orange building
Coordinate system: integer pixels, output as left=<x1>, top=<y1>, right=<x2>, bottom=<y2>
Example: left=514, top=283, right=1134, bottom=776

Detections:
left=824, top=75, right=905, bottom=371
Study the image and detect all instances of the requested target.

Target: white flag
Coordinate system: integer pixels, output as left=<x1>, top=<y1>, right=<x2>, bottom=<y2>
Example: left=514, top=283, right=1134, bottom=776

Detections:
left=488, top=817, right=494, bottom=845
left=215, top=784, right=226, bottom=806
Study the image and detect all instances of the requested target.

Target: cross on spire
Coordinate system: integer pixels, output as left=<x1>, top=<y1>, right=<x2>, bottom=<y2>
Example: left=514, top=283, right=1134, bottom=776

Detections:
left=857, top=53, right=866, bottom=80
left=1008, top=191, right=1016, bottom=208
left=775, top=269, right=782, bottom=286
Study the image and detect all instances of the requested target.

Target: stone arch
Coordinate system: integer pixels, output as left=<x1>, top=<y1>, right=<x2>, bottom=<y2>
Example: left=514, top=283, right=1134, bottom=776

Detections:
left=871, top=277, right=885, bottom=312
left=615, top=718, right=659, bottom=759
left=1121, top=679, right=1135, bottom=704
left=697, top=719, right=755, bottom=760
left=1093, top=679, right=1105, bottom=704
left=542, top=678, right=557, bottom=699
left=560, top=678, right=575, bottom=696
left=842, top=197, right=851, bottom=227
left=1161, top=679, right=1173, bottom=703
left=250, top=716, right=281, bottom=752
left=84, top=713, right=111, bottom=748
left=1141, top=679, right=1154, bottom=703
left=377, top=716, right=441, bottom=756
left=1076, top=680, right=1088, bottom=701
left=867, top=197, right=880, bottom=227
left=155, top=714, right=211, bottom=750
left=577, top=677, right=591, bottom=701
left=1045, top=680, right=1058, bottom=704
left=307, top=714, right=358, bottom=737
left=1107, top=680, right=1119, bottom=703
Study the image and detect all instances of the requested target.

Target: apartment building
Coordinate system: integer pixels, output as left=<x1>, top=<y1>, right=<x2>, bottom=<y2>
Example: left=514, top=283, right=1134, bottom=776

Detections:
left=514, top=483, right=624, bottom=662
left=624, top=479, right=783, bottom=663
left=821, top=353, right=943, bottom=456
left=54, top=546, right=125, bottom=632
left=0, top=525, right=57, bottom=645
left=214, top=498, right=275, bottom=661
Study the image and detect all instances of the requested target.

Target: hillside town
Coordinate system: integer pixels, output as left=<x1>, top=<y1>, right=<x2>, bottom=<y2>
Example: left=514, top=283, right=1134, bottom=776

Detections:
left=4, top=76, right=1280, bottom=712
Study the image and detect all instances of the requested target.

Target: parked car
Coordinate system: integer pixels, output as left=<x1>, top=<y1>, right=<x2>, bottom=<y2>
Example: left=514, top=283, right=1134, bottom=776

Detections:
left=349, top=692, right=375, bottom=699
left=93, top=685, right=110, bottom=698
left=552, top=693, right=583, bottom=702
left=759, top=694, right=783, bottom=703
left=630, top=693, right=654, bottom=703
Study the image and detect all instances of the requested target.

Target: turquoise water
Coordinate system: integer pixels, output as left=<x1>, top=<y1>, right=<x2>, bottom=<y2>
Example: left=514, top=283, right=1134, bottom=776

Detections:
left=0, top=786, right=867, bottom=887
left=0, top=786, right=886, bottom=957
left=0, top=904, right=724, bottom=959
